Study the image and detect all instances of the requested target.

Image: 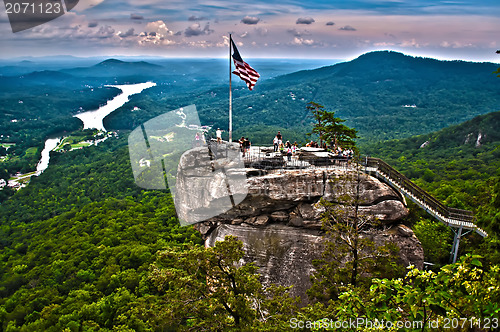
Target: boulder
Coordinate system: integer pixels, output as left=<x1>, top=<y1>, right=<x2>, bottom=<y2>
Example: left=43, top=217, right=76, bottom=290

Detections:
left=174, top=147, right=423, bottom=304
left=206, top=224, right=324, bottom=304
left=199, top=168, right=408, bottom=226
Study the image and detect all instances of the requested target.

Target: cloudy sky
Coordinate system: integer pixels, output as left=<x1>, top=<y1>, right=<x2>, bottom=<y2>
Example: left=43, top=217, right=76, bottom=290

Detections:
left=1, top=0, right=499, bottom=61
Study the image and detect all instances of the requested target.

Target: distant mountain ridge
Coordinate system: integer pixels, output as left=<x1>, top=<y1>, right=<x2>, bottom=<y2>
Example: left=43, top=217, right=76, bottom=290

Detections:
left=158, top=50, right=500, bottom=144
left=23, top=70, right=74, bottom=80
left=0, top=58, right=164, bottom=81
left=93, top=58, right=163, bottom=69
left=62, top=59, right=164, bottom=78
left=265, top=51, right=499, bottom=101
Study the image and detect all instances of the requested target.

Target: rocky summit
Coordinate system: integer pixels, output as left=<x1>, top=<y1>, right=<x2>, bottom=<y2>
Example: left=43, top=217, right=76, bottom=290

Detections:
left=175, top=147, right=424, bottom=302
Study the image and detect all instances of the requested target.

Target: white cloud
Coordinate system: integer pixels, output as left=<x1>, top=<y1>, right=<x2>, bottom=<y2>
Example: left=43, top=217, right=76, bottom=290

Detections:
left=145, top=20, right=173, bottom=38
left=255, top=27, right=268, bottom=36
left=96, top=25, right=115, bottom=38
left=138, top=20, right=177, bottom=45
left=287, top=28, right=311, bottom=37
left=373, top=42, right=396, bottom=47
left=400, top=38, right=423, bottom=48
left=440, top=41, right=474, bottom=48
left=291, top=37, right=316, bottom=46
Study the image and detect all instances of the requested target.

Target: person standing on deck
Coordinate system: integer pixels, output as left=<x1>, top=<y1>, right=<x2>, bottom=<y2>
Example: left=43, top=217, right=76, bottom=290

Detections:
left=244, top=137, right=251, bottom=156
left=276, top=131, right=283, bottom=148
left=216, top=128, right=223, bottom=143
left=194, top=132, right=201, bottom=147
left=273, top=135, right=279, bottom=152
left=239, top=136, right=245, bottom=154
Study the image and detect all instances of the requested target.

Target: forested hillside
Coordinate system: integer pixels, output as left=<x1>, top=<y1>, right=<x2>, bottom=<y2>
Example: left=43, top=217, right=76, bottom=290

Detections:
left=1, top=113, right=499, bottom=330
left=105, top=51, right=500, bottom=145
left=0, top=137, right=202, bottom=331
left=2, top=51, right=499, bottom=176
left=363, top=111, right=500, bottom=263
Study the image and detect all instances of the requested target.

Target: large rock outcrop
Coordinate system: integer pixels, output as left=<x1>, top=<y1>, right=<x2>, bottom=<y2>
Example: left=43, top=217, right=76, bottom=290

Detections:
left=175, top=147, right=424, bottom=302
left=192, top=167, right=410, bottom=232
left=206, top=223, right=422, bottom=303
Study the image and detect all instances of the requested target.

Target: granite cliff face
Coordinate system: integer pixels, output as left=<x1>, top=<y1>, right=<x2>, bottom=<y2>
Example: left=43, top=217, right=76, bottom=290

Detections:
left=176, top=147, right=424, bottom=301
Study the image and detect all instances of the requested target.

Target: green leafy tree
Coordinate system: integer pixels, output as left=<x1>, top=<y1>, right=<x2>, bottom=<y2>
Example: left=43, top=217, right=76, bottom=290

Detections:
left=299, top=255, right=500, bottom=331
left=368, top=255, right=500, bottom=328
left=306, top=101, right=357, bottom=149
left=308, top=164, right=402, bottom=303
left=150, top=235, right=298, bottom=331
left=413, top=217, right=453, bottom=266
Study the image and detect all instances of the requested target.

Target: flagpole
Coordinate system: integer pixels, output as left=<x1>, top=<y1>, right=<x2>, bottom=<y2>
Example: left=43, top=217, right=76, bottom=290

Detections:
left=229, top=33, right=233, bottom=143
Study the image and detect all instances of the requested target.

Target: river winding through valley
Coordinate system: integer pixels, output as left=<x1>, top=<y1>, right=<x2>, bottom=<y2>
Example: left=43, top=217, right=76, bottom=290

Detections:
left=16, top=82, right=156, bottom=183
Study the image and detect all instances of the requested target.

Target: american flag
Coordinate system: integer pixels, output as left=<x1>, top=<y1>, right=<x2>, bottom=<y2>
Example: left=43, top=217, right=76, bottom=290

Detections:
left=231, top=39, right=260, bottom=90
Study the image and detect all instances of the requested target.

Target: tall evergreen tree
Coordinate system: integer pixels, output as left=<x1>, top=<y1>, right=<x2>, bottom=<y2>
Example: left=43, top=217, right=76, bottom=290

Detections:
left=306, top=102, right=357, bottom=150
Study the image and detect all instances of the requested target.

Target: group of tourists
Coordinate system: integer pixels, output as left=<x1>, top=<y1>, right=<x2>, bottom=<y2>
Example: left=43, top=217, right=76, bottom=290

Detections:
left=193, top=132, right=205, bottom=147
left=273, top=131, right=299, bottom=161
left=333, top=146, right=354, bottom=160
left=238, top=137, right=251, bottom=157
left=305, top=139, right=354, bottom=158
left=273, top=131, right=283, bottom=152
left=211, top=128, right=354, bottom=162
left=214, top=128, right=251, bottom=157
left=305, top=140, right=329, bottom=149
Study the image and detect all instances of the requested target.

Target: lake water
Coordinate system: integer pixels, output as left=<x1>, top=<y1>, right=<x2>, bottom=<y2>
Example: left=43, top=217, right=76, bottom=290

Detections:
left=74, top=82, right=156, bottom=131
left=36, top=82, right=155, bottom=176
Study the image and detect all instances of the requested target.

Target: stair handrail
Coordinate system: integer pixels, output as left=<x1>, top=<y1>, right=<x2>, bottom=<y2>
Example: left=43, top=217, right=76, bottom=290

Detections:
left=363, top=157, right=477, bottom=224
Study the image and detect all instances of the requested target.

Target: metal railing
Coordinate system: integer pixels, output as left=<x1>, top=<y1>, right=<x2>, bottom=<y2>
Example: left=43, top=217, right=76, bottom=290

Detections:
left=362, top=157, right=487, bottom=237
left=240, top=145, right=352, bottom=171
